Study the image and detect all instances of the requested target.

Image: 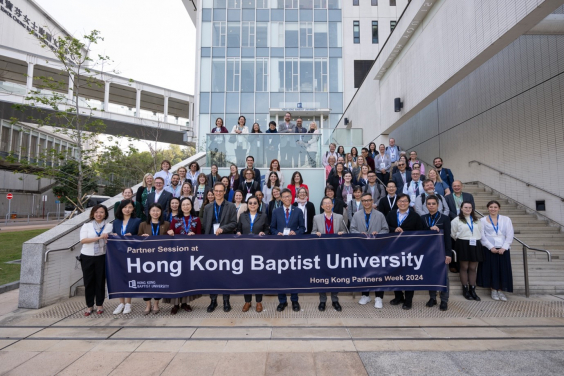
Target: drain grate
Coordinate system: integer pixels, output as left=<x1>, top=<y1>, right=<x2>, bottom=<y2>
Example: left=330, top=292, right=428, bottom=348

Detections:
left=33, top=298, right=564, bottom=320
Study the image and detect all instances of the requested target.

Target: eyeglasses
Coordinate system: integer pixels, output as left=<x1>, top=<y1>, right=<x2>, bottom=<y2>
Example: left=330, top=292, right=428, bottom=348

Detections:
left=248, top=202, right=258, bottom=205
left=397, top=200, right=409, bottom=204
left=213, top=190, right=225, bottom=193
left=361, top=199, right=373, bottom=203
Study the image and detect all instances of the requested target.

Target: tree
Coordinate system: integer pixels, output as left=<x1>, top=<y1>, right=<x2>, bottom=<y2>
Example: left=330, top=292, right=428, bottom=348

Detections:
left=10, top=30, right=115, bottom=213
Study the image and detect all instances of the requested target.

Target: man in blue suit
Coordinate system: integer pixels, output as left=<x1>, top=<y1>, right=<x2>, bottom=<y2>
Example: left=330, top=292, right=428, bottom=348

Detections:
left=270, top=188, right=306, bottom=312
left=433, top=157, right=455, bottom=192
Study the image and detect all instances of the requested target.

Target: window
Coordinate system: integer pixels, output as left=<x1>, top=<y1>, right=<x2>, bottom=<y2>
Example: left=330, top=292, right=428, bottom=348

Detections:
left=242, top=21, right=255, bottom=47
left=228, top=0, right=241, bottom=8
left=354, top=60, right=372, bottom=88
left=353, top=0, right=358, bottom=5
left=226, top=59, right=240, bottom=91
left=256, top=58, right=269, bottom=91
left=390, top=20, right=397, bottom=32
left=256, top=0, right=269, bottom=7
left=270, top=22, right=284, bottom=47
left=285, top=58, right=299, bottom=91
left=212, top=59, right=226, bottom=91
left=285, top=0, right=298, bottom=8
left=314, top=23, right=328, bottom=47
left=390, top=0, right=396, bottom=5
left=314, top=57, right=328, bottom=91
left=300, top=59, right=313, bottom=92
left=353, top=21, right=360, bottom=44
left=300, top=22, right=313, bottom=47
left=212, top=22, right=227, bottom=47
left=372, top=21, right=378, bottom=43
left=285, top=23, right=299, bottom=47
left=371, top=0, right=377, bottom=5
left=256, top=22, right=268, bottom=47
left=314, top=0, right=327, bottom=8
left=227, top=22, right=240, bottom=47
left=300, top=0, right=313, bottom=8
left=241, top=59, right=254, bottom=92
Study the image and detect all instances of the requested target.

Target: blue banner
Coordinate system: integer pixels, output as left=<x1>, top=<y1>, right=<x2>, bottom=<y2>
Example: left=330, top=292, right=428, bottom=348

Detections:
left=106, top=232, right=448, bottom=299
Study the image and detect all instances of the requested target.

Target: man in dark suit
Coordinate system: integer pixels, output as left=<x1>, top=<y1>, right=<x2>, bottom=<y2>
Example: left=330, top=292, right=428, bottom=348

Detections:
left=391, top=159, right=411, bottom=193
left=433, top=157, right=455, bottom=192
left=270, top=188, right=305, bottom=312
left=444, top=180, right=475, bottom=273
left=202, top=182, right=238, bottom=313
left=144, top=177, right=172, bottom=216
left=239, top=156, right=261, bottom=186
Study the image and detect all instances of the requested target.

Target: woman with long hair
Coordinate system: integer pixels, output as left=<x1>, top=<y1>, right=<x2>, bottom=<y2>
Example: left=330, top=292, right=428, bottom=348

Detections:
left=287, top=171, right=309, bottom=203
left=199, top=190, right=215, bottom=220
left=231, top=115, right=249, bottom=167
left=232, top=190, right=248, bottom=221
left=249, top=122, right=263, bottom=166
left=427, top=167, right=451, bottom=196
left=228, top=164, right=240, bottom=202
left=263, top=171, right=281, bottom=204
left=193, top=173, right=208, bottom=216
left=115, top=187, right=143, bottom=219
left=269, top=159, right=284, bottom=186
left=136, top=173, right=155, bottom=220
left=292, top=187, right=316, bottom=235
left=210, top=117, right=229, bottom=166
left=179, top=181, right=194, bottom=201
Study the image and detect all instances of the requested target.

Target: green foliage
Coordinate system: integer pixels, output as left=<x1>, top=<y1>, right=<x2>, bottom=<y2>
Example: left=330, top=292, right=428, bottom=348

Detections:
left=52, top=160, right=98, bottom=205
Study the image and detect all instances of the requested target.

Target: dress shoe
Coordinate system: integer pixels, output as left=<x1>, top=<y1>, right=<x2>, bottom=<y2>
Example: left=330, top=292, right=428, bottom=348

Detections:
left=242, top=302, right=252, bottom=312
left=439, top=301, right=448, bottom=311
left=332, top=302, right=342, bottom=312
left=402, top=301, right=412, bottom=310
left=462, top=285, right=472, bottom=300
left=469, top=286, right=481, bottom=301
left=449, top=267, right=459, bottom=273
left=223, top=299, right=232, bottom=312
left=318, top=302, right=326, bottom=311
left=207, top=299, right=218, bottom=313
left=256, top=302, right=263, bottom=312
left=171, top=305, right=179, bottom=315
left=389, top=297, right=405, bottom=306
left=181, top=303, right=192, bottom=312
left=292, top=301, right=301, bottom=312
left=426, top=298, right=437, bottom=307
left=277, top=302, right=288, bottom=312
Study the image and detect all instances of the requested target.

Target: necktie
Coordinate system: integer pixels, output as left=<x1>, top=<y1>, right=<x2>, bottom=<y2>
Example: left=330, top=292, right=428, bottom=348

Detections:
left=285, top=208, right=290, bottom=221
left=415, top=182, right=420, bottom=196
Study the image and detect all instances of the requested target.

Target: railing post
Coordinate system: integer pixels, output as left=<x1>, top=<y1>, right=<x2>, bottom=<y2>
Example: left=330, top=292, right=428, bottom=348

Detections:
left=523, top=245, right=530, bottom=298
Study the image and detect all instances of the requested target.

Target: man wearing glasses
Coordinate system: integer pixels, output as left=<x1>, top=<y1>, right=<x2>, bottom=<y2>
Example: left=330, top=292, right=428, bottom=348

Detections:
left=391, top=160, right=412, bottom=193
left=350, top=193, right=389, bottom=309
left=239, top=156, right=261, bottom=186
left=144, top=177, right=172, bottom=216
left=202, top=182, right=237, bottom=313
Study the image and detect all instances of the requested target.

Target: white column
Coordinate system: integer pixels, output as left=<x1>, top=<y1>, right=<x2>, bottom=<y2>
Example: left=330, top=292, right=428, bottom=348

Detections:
left=104, top=81, right=110, bottom=112
left=320, top=115, right=324, bottom=129
left=67, top=76, right=73, bottom=101
left=163, top=96, right=169, bottom=123
left=26, top=62, right=34, bottom=92
left=135, top=89, right=142, bottom=117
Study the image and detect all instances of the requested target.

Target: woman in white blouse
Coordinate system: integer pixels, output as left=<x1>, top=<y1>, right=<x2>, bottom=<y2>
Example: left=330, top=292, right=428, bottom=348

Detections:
left=231, top=115, right=249, bottom=167
left=79, top=204, right=113, bottom=316
left=478, top=200, right=514, bottom=301
left=451, top=202, right=483, bottom=302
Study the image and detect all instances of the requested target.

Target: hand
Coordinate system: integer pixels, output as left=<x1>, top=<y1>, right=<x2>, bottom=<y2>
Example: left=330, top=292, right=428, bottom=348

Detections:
left=110, top=233, right=117, bottom=236
left=498, top=248, right=506, bottom=255
left=124, top=233, right=132, bottom=236
left=259, top=232, right=265, bottom=236
left=371, top=231, right=378, bottom=235
left=395, top=227, right=404, bottom=233
left=337, top=231, right=344, bottom=235
left=430, top=225, right=440, bottom=232
left=215, top=228, right=224, bottom=235
left=188, top=232, right=195, bottom=236
left=289, top=231, right=296, bottom=235
left=236, top=232, right=241, bottom=235
left=141, top=234, right=149, bottom=237
left=445, top=256, right=451, bottom=264
left=99, top=233, right=109, bottom=240
left=277, top=232, right=284, bottom=236
left=490, top=247, right=498, bottom=254
left=316, top=232, right=322, bottom=237
left=167, top=230, right=174, bottom=236
left=380, top=169, right=386, bottom=174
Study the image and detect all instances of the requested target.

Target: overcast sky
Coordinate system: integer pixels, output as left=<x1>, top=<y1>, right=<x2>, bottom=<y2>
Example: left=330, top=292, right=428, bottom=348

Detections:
left=34, top=0, right=196, bottom=94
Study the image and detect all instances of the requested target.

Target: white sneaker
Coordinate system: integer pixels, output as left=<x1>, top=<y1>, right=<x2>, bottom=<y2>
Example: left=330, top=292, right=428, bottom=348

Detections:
left=358, top=295, right=372, bottom=305
left=113, top=303, right=124, bottom=315
left=374, top=297, right=383, bottom=309
left=498, top=292, right=507, bottom=301
left=491, top=290, right=499, bottom=301
left=123, top=303, right=132, bottom=314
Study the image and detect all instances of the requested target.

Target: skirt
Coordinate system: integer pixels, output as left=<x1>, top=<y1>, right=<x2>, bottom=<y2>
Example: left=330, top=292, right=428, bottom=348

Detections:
left=477, top=247, right=513, bottom=292
left=454, top=239, right=484, bottom=262
left=162, top=295, right=203, bottom=305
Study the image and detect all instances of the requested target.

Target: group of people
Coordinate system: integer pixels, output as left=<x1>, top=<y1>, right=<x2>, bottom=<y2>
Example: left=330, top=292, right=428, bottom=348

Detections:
left=79, top=130, right=515, bottom=317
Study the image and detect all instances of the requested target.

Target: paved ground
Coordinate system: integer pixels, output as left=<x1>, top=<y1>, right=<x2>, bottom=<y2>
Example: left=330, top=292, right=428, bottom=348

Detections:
left=0, top=220, right=59, bottom=233
left=1, top=291, right=564, bottom=375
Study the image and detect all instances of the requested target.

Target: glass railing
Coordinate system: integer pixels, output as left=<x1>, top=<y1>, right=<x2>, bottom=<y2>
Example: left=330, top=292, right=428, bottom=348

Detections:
left=206, top=132, right=323, bottom=169
left=0, top=80, right=28, bottom=96
left=326, top=128, right=363, bottom=146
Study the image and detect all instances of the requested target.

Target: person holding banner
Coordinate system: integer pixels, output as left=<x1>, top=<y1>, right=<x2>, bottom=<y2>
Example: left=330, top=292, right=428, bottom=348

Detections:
left=386, top=194, right=425, bottom=310
left=351, top=193, right=390, bottom=309
left=138, top=203, right=171, bottom=314
left=451, top=202, right=483, bottom=301
left=79, top=204, right=112, bottom=316
left=203, top=182, right=238, bottom=312
left=165, top=198, right=181, bottom=223
left=270, top=188, right=306, bottom=312
left=312, top=197, right=346, bottom=312
left=421, top=195, right=452, bottom=311
left=166, top=197, right=201, bottom=314
left=237, top=195, right=269, bottom=312
left=111, top=199, right=142, bottom=315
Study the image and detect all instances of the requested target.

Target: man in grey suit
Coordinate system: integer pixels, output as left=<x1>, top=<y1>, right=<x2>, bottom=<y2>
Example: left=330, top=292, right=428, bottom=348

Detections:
left=312, top=197, right=346, bottom=312
left=444, top=181, right=475, bottom=220
left=278, top=112, right=296, bottom=167
left=202, top=182, right=238, bottom=313
left=414, top=180, right=450, bottom=217
left=351, top=192, right=390, bottom=309
left=144, top=177, right=173, bottom=216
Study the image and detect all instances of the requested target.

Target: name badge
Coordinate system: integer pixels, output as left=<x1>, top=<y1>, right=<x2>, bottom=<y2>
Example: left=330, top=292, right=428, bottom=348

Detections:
left=380, top=163, right=386, bottom=169
left=347, top=194, right=353, bottom=202
left=213, top=223, right=220, bottom=233
left=410, top=194, right=416, bottom=203
left=246, top=193, right=252, bottom=201
left=283, top=227, right=291, bottom=236
left=456, top=209, right=460, bottom=215
left=469, top=238, right=477, bottom=246
left=494, top=236, right=503, bottom=248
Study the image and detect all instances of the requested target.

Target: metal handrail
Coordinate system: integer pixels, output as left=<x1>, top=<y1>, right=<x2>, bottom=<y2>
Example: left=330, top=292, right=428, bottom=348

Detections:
left=469, top=161, right=564, bottom=202
left=4, top=213, right=30, bottom=224
left=475, top=209, right=551, bottom=298
left=46, top=212, right=61, bottom=221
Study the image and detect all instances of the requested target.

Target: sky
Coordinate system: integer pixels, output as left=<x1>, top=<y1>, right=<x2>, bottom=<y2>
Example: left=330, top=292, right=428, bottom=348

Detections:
left=33, top=0, right=197, bottom=152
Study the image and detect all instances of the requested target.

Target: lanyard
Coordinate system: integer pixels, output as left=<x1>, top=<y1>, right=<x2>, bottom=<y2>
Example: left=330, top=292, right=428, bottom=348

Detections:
left=151, top=223, right=160, bottom=236
left=275, top=200, right=282, bottom=209
left=364, top=211, right=372, bottom=231
left=93, top=222, right=105, bottom=237
left=344, top=185, right=352, bottom=193
left=489, top=215, right=499, bottom=234
left=214, top=203, right=222, bottom=223
left=355, top=201, right=361, bottom=211
left=397, top=209, right=409, bottom=227
left=465, top=219, right=474, bottom=235
left=249, top=213, right=256, bottom=233
left=246, top=181, right=253, bottom=193
left=325, top=214, right=333, bottom=233
left=427, top=213, right=439, bottom=227
left=387, top=195, right=397, bottom=209
left=169, top=213, right=173, bottom=222
left=284, top=208, right=291, bottom=227
left=230, top=176, right=234, bottom=189
left=121, top=221, right=127, bottom=236
left=183, top=216, right=193, bottom=233
left=259, top=203, right=263, bottom=212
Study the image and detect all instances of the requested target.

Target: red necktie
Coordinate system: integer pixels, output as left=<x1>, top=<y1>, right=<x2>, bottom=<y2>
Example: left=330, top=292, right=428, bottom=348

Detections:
left=285, top=208, right=290, bottom=220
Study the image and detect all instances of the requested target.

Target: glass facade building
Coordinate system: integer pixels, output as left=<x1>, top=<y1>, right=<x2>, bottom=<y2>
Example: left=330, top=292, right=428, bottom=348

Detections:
left=197, top=0, right=343, bottom=145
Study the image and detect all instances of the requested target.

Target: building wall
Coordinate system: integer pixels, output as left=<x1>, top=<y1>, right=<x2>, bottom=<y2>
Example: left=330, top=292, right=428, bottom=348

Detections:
left=390, top=34, right=564, bottom=225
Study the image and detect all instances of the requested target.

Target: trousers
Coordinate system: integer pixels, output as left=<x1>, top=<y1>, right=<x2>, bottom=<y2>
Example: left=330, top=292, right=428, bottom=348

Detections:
left=80, top=254, right=106, bottom=308
left=319, top=292, right=339, bottom=302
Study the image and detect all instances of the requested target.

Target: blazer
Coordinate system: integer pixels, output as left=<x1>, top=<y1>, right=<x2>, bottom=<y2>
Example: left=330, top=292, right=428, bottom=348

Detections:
left=135, top=186, right=155, bottom=208
left=114, top=200, right=143, bottom=219
left=392, top=171, right=412, bottom=193
left=270, top=205, right=305, bottom=235
left=287, top=184, right=309, bottom=203
left=362, top=183, right=386, bottom=204
left=346, top=200, right=363, bottom=224
left=444, top=192, right=476, bottom=220
left=377, top=195, right=399, bottom=218
left=144, top=190, right=173, bottom=217
left=318, top=197, right=346, bottom=219
left=237, top=211, right=270, bottom=235
left=374, top=153, right=392, bottom=173
left=112, top=218, right=142, bottom=236
left=239, top=180, right=261, bottom=198
left=350, top=209, right=389, bottom=234
left=421, top=212, right=452, bottom=254
left=311, top=213, right=346, bottom=234
left=240, top=168, right=261, bottom=186
left=138, top=221, right=171, bottom=236
left=414, top=193, right=450, bottom=217
left=268, top=199, right=283, bottom=224
left=234, top=203, right=248, bottom=221
left=206, top=173, right=221, bottom=189
left=438, top=168, right=455, bottom=191
left=292, top=201, right=316, bottom=234
left=202, top=200, right=238, bottom=234
left=386, top=210, right=425, bottom=232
